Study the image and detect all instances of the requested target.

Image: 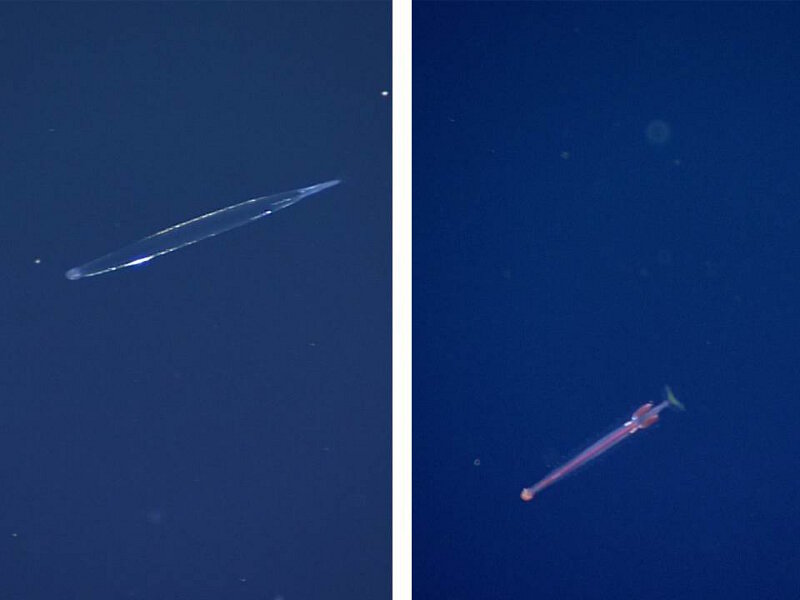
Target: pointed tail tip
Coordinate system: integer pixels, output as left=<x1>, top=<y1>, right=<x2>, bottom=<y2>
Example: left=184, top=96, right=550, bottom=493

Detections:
left=299, top=179, right=342, bottom=196
left=317, top=179, right=342, bottom=191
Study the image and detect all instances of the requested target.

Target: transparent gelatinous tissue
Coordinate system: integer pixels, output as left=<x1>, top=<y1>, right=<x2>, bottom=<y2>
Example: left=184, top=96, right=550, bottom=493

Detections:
left=65, top=180, right=340, bottom=280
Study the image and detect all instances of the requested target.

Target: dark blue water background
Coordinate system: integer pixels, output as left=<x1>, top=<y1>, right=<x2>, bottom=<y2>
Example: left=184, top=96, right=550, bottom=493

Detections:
left=415, top=4, right=800, bottom=599
left=1, top=4, right=390, bottom=599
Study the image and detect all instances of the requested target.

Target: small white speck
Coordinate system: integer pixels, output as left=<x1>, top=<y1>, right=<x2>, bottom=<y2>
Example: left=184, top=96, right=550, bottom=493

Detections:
left=381, top=90, right=389, bottom=97
left=34, top=258, right=42, bottom=265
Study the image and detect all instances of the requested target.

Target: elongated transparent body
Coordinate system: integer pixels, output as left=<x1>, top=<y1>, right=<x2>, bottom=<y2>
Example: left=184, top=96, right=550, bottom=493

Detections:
left=520, top=386, right=684, bottom=501
left=65, top=180, right=339, bottom=280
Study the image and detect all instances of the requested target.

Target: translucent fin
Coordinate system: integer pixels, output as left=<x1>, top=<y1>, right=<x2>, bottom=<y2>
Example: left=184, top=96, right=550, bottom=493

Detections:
left=664, top=385, right=685, bottom=411
left=641, top=414, right=659, bottom=428
left=632, top=403, right=653, bottom=420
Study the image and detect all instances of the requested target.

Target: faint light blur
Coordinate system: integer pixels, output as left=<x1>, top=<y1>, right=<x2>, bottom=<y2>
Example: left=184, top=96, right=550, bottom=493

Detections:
left=645, top=119, right=671, bottom=145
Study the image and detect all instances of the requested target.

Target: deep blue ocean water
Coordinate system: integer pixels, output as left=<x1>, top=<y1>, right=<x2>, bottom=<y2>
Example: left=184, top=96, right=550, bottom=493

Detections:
left=1, top=4, right=390, bottom=599
left=415, top=4, right=800, bottom=599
